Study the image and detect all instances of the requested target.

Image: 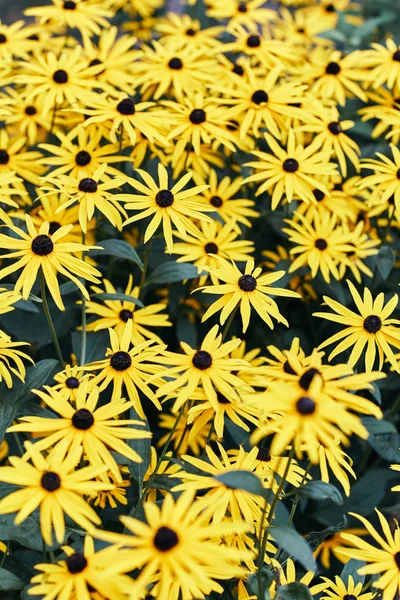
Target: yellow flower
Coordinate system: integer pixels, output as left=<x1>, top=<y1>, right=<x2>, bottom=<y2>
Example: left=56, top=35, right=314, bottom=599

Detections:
left=25, top=0, right=113, bottom=37
left=358, top=144, right=400, bottom=213
left=314, top=528, right=368, bottom=568
left=314, top=279, right=400, bottom=372
left=52, top=363, right=92, bottom=403
left=244, top=131, right=338, bottom=209
left=121, top=162, right=212, bottom=253
left=0, top=129, right=44, bottom=186
left=157, top=409, right=213, bottom=457
left=198, top=257, right=300, bottom=332
left=0, top=441, right=111, bottom=545
left=359, top=38, right=400, bottom=90
left=0, top=331, right=33, bottom=388
left=207, top=0, right=276, bottom=30
left=0, top=215, right=101, bottom=311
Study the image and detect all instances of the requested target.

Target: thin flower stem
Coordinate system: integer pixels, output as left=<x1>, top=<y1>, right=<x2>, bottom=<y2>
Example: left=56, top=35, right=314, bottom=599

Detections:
left=257, top=446, right=295, bottom=599
left=138, top=237, right=153, bottom=301
left=284, top=460, right=312, bottom=535
left=42, top=539, right=47, bottom=562
left=221, top=304, right=239, bottom=342
left=384, top=206, right=396, bottom=244
left=40, top=269, right=64, bottom=366
left=49, top=102, right=58, bottom=136
left=128, top=404, right=186, bottom=523
left=80, top=231, right=87, bottom=366
left=12, top=431, right=24, bottom=457
left=0, top=541, right=10, bottom=568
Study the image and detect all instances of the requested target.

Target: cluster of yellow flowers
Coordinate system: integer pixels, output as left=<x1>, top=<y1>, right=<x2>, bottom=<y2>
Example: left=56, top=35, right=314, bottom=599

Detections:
left=0, top=0, right=400, bottom=599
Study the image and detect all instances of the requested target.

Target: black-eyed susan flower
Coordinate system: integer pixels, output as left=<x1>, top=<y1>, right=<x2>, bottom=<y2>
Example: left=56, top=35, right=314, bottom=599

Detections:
left=0, top=172, right=27, bottom=224
left=0, top=441, right=111, bottom=545
left=85, top=276, right=171, bottom=344
left=283, top=212, right=353, bottom=283
left=94, top=491, right=251, bottom=600
left=198, top=257, right=300, bottom=332
left=359, top=39, right=400, bottom=90
left=195, top=169, right=259, bottom=232
left=223, top=24, right=297, bottom=68
left=90, top=467, right=131, bottom=510
left=29, top=535, right=130, bottom=600
left=172, top=444, right=267, bottom=523
left=0, top=332, right=33, bottom=388
left=244, top=131, right=338, bottom=209
left=233, top=446, right=308, bottom=490
left=314, top=527, right=368, bottom=568
left=2, top=87, right=50, bottom=146
left=0, top=215, right=101, bottom=311
left=0, top=129, right=45, bottom=186
left=8, top=380, right=151, bottom=482
left=85, top=319, right=166, bottom=419
left=207, top=0, right=275, bottom=30
left=314, top=279, right=400, bottom=372
left=155, top=324, right=252, bottom=410
left=171, top=220, right=254, bottom=285
left=75, top=93, right=171, bottom=147
left=339, top=221, right=380, bottom=283
left=52, top=363, right=92, bottom=403
left=154, top=13, right=223, bottom=51
left=358, top=144, right=400, bottom=212
left=42, top=163, right=127, bottom=233
left=25, top=0, right=113, bottom=37
left=121, top=163, right=212, bottom=253
left=319, top=574, right=375, bottom=600
left=318, top=441, right=356, bottom=497
left=338, top=510, right=400, bottom=600
left=157, top=409, right=213, bottom=457
left=269, top=558, right=324, bottom=597
left=15, top=48, right=104, bottom=119
left=0, top=19, right=40, bottom=60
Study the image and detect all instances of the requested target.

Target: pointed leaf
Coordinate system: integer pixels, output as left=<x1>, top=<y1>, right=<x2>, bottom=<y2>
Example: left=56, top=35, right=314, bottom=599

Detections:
left=269, top=525, right=316, bottom=571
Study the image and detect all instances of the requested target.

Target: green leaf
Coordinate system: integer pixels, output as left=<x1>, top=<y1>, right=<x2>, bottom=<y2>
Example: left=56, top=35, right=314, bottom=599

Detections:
left=0, top=568, right=23, bottom=591
left=363, top=418, right=400, bottom=461
left=247, top=567, right=273, bottom=600
left=92, top=292, right=144, bottom=308
left=269, top=525, right=316, bottom=572
left=215, top=470, right=267, bottom=498
left=91, top=239, right=143, bottom=269
left=298, top=481, right=343, bottom=505
left=71, top=330, right=109, bottom=364
left=128, top=408, right=151, bottom=489
left=0, top=514, right=62, bottom=551
left=145, top=262, right=205, bottom=286
left=306, top=521, right=346, bottom=552
left=275, top=583, right=313, bottom=600
left=340, top=559, right=366, bottom=587
left=376, top=246, right=395, bottom=280
left=59, top=281, right=79, bottom=296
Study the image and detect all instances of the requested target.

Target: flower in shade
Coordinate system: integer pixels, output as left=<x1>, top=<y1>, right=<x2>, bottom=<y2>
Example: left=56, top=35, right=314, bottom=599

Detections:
left=8, top=380, right=151, bottom=483
left=84, top=319, right=166, bottom=419
left=338, top=510, right=400, bottom=600
left=0, top=440, right=111, bottom=545
left=198, top=257, right=300, bottom=332
left=121, top=163, right=212, bottom=253
left=314, top=279, right=400, bottom=372
left=243, top=131, right=337, bottom=209
left=155, top=324, right=252, bottom=411
left=0, top=215, right=101, bottom=311
left=93, top=491, right=251, bottom=600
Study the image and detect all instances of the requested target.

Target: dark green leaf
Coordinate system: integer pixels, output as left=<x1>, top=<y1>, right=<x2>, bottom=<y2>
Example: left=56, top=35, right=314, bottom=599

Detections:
left=176, top=317, right=197, bottom=347
left=247, top=567, right=273, bottom=600
left=299, top=481, right=343, bottom=505
left=275, top=583, right=313, bottom=600
left=269, top=525, right=316, bottom=571
left=91, top=239, right=143, bottom=269
left=71, top=330, right=109, bottom=364
left=128, top=408, right=151, bottom=489
left=59, top=281, right=79, bottom=295
left=376, top=246, right=395, bottom=280
left=92, top=292, right=144, bottom=308
left=340, top=559, right=366, bottom=587
left=363, top=418, right=400, bottom=461
left=215, top=470, right=266, bottom=498
left=145, top=263, right=205, bottom=286
left=0, top=514, right=62, bottom=551
left=306, top=521, right=346, bottom=552
left=0, top=568, right=23, bottom=591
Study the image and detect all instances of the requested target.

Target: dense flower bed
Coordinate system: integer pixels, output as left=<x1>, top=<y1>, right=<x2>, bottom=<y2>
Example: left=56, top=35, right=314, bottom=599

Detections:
left=0, top=0, right=400, bottom=599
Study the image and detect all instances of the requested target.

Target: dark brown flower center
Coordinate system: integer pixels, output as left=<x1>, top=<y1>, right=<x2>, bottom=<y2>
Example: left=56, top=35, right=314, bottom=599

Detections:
left=393, top=51, right=400, bottom=62
left=328, top=121, right=342, bottom=135
left=31, top=234, right=54, bottom=256
left=155, top=189, right=174, bottom=207
left=65, top=376, right=80, bottom=389
left=117, top=98, right=135, bottom=115
left=192, top=350, right=212, bottom=370
left=232, top=63, right=244, bottom=76
left=168, top=57, right=183, bottom=70
left=189, top=109, right=206, bottom=124
left=204, top=242, right=218, bottom=254
left=315, top=238, right=328, bottom=250
left=217, top=392, right=231, bottom=404
left=283, top=158, right=299, bottom=173
left=325, top=61, right=341, bottom=75
left=66, top=553, right=88, bottom=574
left=363, top=315, right=382, bottom=333
left=333, top=183, right=343, bottom=190
left=247, top=34, right=261, bottom=48
left=238, top=274, right=257, bottom=291
left=79, top=178, right=98, bottom=193
left=283, top=360, right=296, bottom=375
left=25, top=105, right=37, bottom=116
left=185, top=28, right=196, bottom=36
left=0, top=150, right=10, bottom=164
left=153, top=526, right=179, bottom=551
left=238, top=2, right=247, bottom=12
left=313, top=189, right=325, bottom=202
left=53, top=69, right=69, bottom=84
left=257, top=447, right=272, bottom=461
left=41, top=471, right=61, bottom=491
left=296, top=396, right=316, bottom=415
left=119, top=309, right=133, bottom=322
left=0, top=34, right=7, bottom=44
left=210, top=195, right=223, bottom=208
left=396, top=169, right=400, bottom=180
left=325, top=3, right=336, bottom=12
left=252, top=90, right=269, bottom=105
left=72, top=408, right=94, bottom=430
left=343, top=596, right=356, bottom=600
left=110, top=351, right=132, bottom=371
left=299, top=368, right=321, bottom=391
left=394, top=551, right=400, bottom=569
left=75, top=150, right=92, bottom=166
left=63, top=0, right=77, bottom=9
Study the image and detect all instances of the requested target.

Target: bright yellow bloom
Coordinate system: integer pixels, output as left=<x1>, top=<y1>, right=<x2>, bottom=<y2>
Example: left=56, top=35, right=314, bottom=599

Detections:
left=25, top=0, right=113, bottom=37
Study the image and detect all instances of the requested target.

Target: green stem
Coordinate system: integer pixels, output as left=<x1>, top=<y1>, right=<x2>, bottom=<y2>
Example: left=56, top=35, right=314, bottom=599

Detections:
left=12, top=432, right=24, bottom=457
left=80, top=231, right=87, bottom=366
left=286, top=460, right=312, bottom=530
left=128, top=404, right=185, bottom=523
left=138, top=237, right=153, bottom=301
left=384, top=206, right=396, bottom=244
left=221, top=304, right=239, bottom=342
left=40, top=269, right=64, bottom=366
left=257, top=447, right=295, bottom=599
left=42, top=539, right=47, bottom=562
left=0, top=541, right=9, bottom=568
